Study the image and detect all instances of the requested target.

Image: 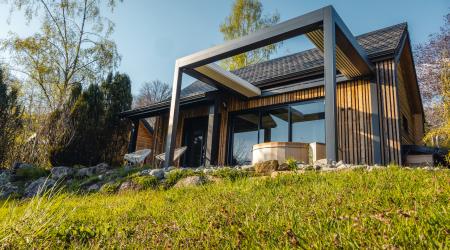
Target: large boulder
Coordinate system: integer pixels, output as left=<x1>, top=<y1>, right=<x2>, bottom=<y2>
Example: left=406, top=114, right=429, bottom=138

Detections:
left=149, top=169, right=165, bottom=180
left=24, top=177, right=56, bottom=198
left=94, top=163, right=110, bottom=174
left=76, top=167, right=96, bottom=178
left=51, top=167, right=76, bottom=180
left=0, top=183, right=19, bottom=200
left=0, top=171, right=11, bottom=186
left=254, top=160, right=279, bottom=174
left=174, top=176, right=207, bottom=188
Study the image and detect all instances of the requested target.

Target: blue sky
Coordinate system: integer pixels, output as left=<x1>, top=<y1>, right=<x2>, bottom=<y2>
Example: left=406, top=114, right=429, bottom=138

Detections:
left=0, top=0, right=448, bottom=94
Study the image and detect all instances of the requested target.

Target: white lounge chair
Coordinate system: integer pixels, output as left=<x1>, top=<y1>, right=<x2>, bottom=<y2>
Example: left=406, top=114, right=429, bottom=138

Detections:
left=155, top=146, right=187, bottom=168
left=124, top=149, right=151, bottom=167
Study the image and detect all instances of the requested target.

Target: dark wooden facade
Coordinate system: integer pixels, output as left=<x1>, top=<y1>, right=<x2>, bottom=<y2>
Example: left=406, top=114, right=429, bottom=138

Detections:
left=142, top=59, right=423, bottom=165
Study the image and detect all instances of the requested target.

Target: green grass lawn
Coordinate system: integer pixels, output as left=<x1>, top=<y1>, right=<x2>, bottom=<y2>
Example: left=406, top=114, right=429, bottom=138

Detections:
left=1, top=167, right=449, bottom=249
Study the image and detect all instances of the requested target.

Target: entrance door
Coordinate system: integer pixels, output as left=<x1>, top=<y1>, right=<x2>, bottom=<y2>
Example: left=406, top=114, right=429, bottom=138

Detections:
left=182, top=117, right=208, bottom=168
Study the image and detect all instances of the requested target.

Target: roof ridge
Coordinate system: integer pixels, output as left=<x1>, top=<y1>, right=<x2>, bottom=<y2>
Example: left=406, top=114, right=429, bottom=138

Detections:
left=355, top=22, right=407, bottom=38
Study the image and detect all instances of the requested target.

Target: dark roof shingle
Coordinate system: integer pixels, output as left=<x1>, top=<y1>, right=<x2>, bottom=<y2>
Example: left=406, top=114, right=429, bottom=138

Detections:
left=179, top=23, right=407, bottom=99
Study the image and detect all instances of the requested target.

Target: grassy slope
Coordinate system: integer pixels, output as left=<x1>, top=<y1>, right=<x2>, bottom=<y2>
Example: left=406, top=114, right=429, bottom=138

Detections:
left=1, top=167, right=449, bottom=249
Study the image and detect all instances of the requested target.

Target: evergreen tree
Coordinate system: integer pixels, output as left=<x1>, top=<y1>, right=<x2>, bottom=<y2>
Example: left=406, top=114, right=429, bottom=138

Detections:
left=102, top=73, right=133, bottom=165
left=0, top=68, right=23, bottom=168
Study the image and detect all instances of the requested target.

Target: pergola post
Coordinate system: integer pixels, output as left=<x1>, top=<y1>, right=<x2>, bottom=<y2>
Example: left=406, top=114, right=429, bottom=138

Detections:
left=128, top=119, right=139, bottom=153
left=323, top=7, right=338, bottom=163
left=205, top=97, right=221, bottom=166
left=163, top=66, right=183, bottom=168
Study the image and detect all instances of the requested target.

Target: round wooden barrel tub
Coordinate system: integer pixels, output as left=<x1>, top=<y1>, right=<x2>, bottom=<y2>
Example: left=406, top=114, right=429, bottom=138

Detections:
left=252, top=142, right=309, bottom=165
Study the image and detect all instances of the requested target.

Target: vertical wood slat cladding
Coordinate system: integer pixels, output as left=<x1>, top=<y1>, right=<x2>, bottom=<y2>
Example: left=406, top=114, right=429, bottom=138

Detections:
left=376, top=60, right=401, bottom=165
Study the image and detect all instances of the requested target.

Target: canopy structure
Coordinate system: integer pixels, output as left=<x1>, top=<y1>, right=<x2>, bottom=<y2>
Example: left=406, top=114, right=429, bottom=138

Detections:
left=163, top=5, right=374, bottom=167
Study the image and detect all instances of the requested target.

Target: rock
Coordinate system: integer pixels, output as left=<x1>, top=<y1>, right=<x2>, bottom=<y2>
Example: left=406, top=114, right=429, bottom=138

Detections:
left=174, top=176, right=207, bottom=188
left=51, top=166, right=76, bottom=180
left=335, top=160, right=345, bottom=168
left=240, top=165, right=255, bottom=171
left=149, top=169, right=165, bottom=180
left=76, top=167, right=97, bottom=178
left=94, top=163, right=110, bottom=174
left=24, top=177, right=56, bottom=198
left=254, top=160, right=279, bottom=174
left=118, top=181, right=139, bottom=192
left=0, top=171, right=11, bottom=186
left=12, top=162, right=34, bottom=170
left=278, top=163, right=291, bottom=171
left=87, top=183, right=101, bottom=192
left=0, top=183, right=19, bottom=199
left=313, top=159, right=329, bottom=169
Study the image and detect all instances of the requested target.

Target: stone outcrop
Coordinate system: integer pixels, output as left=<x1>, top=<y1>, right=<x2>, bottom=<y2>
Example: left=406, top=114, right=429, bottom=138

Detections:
left=24, top=177, right=56, bottom=198
left=51, top=167, right=76, bottom=179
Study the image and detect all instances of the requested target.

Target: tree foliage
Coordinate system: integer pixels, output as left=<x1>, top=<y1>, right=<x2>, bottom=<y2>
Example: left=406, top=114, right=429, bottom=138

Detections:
left=415, top=14, right=450, bottom=130
left=2, top=0, right=121, bottom=111
left=415, top=13, right=450, bottom=147
left=0, top=68, right=23, bottom=168
left=219, top=0, right=280, bottom=70
left=50, top=72, right=132, bottom=166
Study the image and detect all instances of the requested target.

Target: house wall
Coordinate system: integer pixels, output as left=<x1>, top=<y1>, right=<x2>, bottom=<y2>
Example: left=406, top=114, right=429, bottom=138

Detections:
left=135, top=120, right=154, bottom=164
left=146, top=60, right=407, bottom=167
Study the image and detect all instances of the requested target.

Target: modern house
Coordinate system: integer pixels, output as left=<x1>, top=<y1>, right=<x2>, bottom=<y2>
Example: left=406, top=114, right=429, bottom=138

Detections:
left=122, top=6, right=424, bottom=168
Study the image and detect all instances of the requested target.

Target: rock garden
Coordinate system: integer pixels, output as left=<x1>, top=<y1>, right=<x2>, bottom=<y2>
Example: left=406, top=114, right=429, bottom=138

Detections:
left=0, top=159, right=443, bottom=200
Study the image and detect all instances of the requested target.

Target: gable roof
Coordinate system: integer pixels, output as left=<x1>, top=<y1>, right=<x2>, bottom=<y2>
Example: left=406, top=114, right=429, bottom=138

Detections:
left=123, top=22, right=408, bottom=118
left=180, top=23, right=407, bottom=99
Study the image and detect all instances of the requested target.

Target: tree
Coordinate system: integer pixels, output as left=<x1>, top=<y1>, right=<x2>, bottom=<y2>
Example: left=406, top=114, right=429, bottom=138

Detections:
left=219, top=0, right=280, bottom=70
left=3, top=0, right=121, bottom=111
left=134, top=80, right=171, bottom=108
left=415, top=13, right=450, bottom=131
left=50, top=72, right=132, bottom=166
left=102, top=72, right=132, bottom=165
left=0, top=68, right=23, bottom=168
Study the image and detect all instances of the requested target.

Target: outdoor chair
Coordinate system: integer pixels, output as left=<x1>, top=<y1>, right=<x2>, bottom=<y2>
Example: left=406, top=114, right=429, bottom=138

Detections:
left=124, top=149, right=151, bottom=167
left=155, top=146, right=187, bottom=168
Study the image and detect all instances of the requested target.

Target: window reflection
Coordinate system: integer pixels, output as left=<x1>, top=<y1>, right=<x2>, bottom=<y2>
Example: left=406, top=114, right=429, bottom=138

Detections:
left=291, top=100, right=325, bottom=143
left=231, top=112, right=259, bottom=165
left=260, top=107, right=289, bottom=142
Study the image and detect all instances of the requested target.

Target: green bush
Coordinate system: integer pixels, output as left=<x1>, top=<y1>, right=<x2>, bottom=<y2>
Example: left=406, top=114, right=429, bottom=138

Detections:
left=99, top=182, right=120, bottom=194
left=211, top=167, right=250, bottom=181
left=14, top=167, right=49, bottom=181
left=285, top=158, right=298, bottom=170
left=131, top=176, right=158, bottom=190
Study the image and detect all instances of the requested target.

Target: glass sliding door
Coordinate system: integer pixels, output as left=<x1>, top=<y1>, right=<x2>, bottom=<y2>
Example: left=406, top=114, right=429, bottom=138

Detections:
left=229, top=99, right=325, bottom=165
left=291, top=100, right=325, bottom=143
left=231, top=112, right=259, bottom=165
left=260, top=107, right=289, bottom=143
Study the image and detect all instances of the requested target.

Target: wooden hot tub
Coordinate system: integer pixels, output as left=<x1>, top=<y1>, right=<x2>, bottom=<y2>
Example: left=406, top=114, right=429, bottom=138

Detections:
left=252, top=142, right=309, bottom=165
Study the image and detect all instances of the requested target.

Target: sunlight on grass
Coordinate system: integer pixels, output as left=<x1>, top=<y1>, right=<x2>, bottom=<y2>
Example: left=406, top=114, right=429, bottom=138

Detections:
left=0, top=167, right=449, bottom=248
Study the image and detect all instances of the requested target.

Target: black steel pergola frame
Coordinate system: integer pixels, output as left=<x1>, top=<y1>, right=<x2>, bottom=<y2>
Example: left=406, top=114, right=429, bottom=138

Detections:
left=163, top=5, right=374, bottom=168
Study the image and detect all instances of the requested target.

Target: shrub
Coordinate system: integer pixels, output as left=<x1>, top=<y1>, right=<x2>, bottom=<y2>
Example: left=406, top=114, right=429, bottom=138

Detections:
left=211, top=167, right=250, bottom=181
left=14, top=167, right=49, bottom=181
left=285, top=158, right=298, bottom=170
left=99, top=182, right=120, bottom=194
left=131, top=176, right=158, bottom=190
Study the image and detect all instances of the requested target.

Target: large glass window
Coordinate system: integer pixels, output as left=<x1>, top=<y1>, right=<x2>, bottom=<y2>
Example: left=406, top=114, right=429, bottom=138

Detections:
left=291, top=100, right=325, bottom=143
left=260, top=107, right=289, bottom=142
left=231, top=112, right=259, bottom=165
left=230, top=99, right=325, bottom=165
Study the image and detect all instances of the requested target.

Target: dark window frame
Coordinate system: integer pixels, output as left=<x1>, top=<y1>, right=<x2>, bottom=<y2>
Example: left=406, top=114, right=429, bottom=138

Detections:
left=227, top=98, right=325, bottom=165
